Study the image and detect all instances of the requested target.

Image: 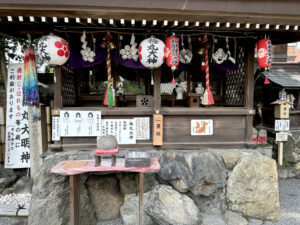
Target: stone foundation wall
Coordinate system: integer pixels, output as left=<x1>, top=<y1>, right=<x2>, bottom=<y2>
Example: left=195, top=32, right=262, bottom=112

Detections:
left=29, top=149, right=280, bottom=225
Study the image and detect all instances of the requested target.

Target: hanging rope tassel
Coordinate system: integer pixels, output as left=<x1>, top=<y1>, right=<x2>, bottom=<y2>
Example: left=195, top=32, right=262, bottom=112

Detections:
left=103, top=43, right=115, bottom=106
left=264, top=77, right=270, bottom=85
left=172, top=71, right=175, bottom=84
left=202, top=47, right=215, bottom=105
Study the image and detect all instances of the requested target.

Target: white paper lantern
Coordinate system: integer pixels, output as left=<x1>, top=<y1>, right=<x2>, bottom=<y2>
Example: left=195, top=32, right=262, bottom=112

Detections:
left=138, top=37, right=165, bottom=69
left=37, top=34, right=70, bottom=65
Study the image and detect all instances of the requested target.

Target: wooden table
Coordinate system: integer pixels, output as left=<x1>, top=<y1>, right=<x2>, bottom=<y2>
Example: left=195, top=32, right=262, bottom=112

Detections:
left=51, top=158, right=160, bottom=225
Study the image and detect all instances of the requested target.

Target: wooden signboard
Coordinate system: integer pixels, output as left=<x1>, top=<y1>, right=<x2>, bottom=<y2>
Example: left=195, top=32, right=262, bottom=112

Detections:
left=153, top=114, right=163, bottom=146
left=276, top=132, right=288, bottom=142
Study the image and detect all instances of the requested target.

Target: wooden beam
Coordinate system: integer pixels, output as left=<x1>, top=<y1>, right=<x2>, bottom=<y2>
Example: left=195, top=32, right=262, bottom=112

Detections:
left=153, top=68, right=161, bottom=111
left=70, top=175, right=80, bottom=225
left=0, top=4, right=300, bottom=26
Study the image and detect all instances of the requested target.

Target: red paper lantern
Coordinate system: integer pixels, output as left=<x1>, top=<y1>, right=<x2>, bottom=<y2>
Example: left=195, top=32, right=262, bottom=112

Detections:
left=257, top=39, right=271, bottom=70
left=165, top=36, right=179, bottom=71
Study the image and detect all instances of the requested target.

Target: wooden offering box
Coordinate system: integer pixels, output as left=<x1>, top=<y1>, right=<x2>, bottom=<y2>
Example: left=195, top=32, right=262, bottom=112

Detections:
left=188, top=93, right=202, bottom=108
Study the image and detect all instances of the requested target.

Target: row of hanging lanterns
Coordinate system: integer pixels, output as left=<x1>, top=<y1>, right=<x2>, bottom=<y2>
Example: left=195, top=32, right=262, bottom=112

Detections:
left=35, top=34, right=272, bottom=70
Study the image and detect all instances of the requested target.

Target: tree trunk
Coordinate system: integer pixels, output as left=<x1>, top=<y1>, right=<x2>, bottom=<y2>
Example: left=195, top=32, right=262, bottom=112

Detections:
left=0, top=47, right=7, bottom=91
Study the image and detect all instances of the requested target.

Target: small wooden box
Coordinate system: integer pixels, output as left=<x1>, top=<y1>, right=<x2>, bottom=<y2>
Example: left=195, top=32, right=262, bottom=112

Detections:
left=188, top=94, right=201, bottom=107
left=136, top=95, right=153, bottom=107
left=272, top=100, right=290, bottom=119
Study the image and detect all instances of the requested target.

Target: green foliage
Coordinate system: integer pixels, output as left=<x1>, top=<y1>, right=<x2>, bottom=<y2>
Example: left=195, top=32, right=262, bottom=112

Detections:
left=0, top=34, right=29, bottom=63
left=122, top=79, right=145, bottom=95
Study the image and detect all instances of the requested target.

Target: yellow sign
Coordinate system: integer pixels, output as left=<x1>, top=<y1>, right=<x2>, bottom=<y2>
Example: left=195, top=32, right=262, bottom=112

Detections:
left=63, top=161, right=87, bottom=168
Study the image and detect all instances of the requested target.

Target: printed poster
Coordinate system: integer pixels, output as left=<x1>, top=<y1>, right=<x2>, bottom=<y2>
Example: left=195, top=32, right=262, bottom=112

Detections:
left=52, top=116, right=60, bottom=141
left=191, top=120, right=213, bottom=135
left=135, top=117, right=150, bottom=140
left=60, top=110, right=101, bottom=137
left=101, top=119, right=136, bottom=144
left=5, top=63, right=30, bottom=168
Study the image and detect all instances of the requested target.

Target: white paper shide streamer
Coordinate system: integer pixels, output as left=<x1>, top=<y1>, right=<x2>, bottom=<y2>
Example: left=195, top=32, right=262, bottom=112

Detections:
left=80, top=31, right=96, bottom=62
left=120, top=33, right=139, bottom=61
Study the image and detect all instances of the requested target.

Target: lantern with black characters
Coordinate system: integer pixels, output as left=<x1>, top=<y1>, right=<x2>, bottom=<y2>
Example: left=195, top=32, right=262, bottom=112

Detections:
left=37, top=34, right=70, bottom=66
left=138, top=36, right=165, bottom=85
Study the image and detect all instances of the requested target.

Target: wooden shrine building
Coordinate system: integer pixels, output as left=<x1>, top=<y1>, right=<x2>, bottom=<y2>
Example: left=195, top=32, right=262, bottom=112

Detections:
left=1, top=0, right=300, bottom=151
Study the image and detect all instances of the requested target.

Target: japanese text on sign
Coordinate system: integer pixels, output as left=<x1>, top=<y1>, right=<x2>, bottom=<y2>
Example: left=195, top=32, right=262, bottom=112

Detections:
left=153, top=114, right=163, bottom=146
left=275, top=120, right=290, bottom=131
left=101, top=119, right=136, bottom=144
left=5, top=63, right=30, bottom=168
left=52, top=116, right=60, bottom=141
left=135, top=117, right=150, bottom=140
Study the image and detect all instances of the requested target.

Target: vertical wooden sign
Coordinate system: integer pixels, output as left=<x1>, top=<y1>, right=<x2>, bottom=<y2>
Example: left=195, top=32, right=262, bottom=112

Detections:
left=153, top=114, right=163, bottom=146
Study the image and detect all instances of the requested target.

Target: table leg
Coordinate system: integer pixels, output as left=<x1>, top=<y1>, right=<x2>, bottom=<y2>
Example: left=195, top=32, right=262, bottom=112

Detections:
left=139, top=172, right=144, bottom=225
left=70, top=175, right=80, bottom=225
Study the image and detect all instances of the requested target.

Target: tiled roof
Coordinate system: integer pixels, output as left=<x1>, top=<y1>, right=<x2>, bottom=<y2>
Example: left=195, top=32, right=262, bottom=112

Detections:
left=263, top=69, right=300, bottom=89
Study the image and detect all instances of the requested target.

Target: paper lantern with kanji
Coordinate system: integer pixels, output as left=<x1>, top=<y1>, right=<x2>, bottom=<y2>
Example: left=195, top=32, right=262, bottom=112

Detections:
left=165, top=36, right=179, bottom=71
left=138, top=37, right=165, bottom=69
left=37, top=35, right=70, bottom=66
left=257, top=39, right=272, bottom=70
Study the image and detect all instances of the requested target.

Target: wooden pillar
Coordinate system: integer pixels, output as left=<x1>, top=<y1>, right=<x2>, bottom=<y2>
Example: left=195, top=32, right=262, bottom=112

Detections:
left=54, top=67, right=63, bottom=109
left=244, top=44, right=255, bottom=145
left=53, top=67, right=63, bottom=149
left=139, top=173, right=144, bottom=225
left=70, top=175, right=80, bottom=225
left=153, top=68, right=161, bottom=111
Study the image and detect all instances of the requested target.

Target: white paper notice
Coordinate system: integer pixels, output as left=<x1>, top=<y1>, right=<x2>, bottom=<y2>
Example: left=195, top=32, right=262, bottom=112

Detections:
left=135, top=117, right=150, bottom=140
left=101, top=119, right=136, bottom=144
left=191, top=119, right=213, bottom=135
left=5, top=63, right=30, bottom=168
left=52, top=116, right=60, bottom=141
left=60, top=110, right=101, bottom=136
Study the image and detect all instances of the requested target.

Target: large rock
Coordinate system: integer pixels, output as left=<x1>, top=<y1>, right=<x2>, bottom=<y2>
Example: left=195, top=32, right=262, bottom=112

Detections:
left=117, top=173, right=137, bottom=194
left=146, top=185, right=202, bottom=225
left=187, top=189, right=226, bottom=214
left=221, top=151, right=241, bottom=169
left=283, top=135, right=299, bottom=163
left=120, top=193, right=153, bottom=225
left=0, top=168, right=17, bottom=193
left=28, top=150, right=97, bottom=225
left=224, top=210, right=248, bottom=225
left=226, top=154, right=280, bottom=221
left=120, top=185, right=201, bottom=225
left=14, top=177, right=33, bottom=194
left=87, top=175, right=124, bottom=220
left=97, top=135, right=118, bottom=150
left=159, top=151, right=227, bottom=196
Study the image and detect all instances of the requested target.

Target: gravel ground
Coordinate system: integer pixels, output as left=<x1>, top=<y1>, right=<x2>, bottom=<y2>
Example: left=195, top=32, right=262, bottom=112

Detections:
left=0, top=179, right=299, bottom=225
left=270, top=179, right=300, bottom=225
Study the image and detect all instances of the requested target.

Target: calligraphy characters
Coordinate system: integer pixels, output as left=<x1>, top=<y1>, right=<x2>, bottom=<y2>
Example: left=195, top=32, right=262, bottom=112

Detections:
left=138, top=37, right=165, bottom=69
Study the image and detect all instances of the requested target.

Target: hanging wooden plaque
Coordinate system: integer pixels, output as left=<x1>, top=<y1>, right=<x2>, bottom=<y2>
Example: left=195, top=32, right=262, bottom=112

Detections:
left=153, top=114, right=163, bottom=146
